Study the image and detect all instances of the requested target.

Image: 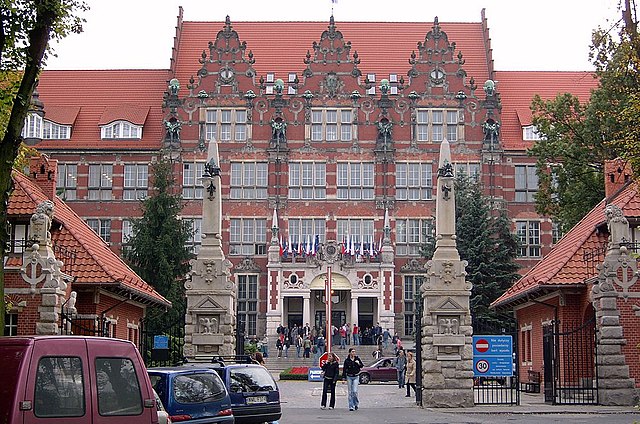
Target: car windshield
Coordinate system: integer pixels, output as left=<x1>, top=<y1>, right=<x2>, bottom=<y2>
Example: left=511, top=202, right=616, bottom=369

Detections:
left=229, top=367, right=276, bottom=393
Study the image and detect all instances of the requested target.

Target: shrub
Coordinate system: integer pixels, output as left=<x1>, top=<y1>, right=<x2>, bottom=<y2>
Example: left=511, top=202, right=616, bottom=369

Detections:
left=279, top=366, right=310, bottom=380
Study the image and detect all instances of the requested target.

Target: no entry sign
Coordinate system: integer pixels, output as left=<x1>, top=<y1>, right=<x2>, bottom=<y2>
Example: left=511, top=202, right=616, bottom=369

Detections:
left=475, top=338, right=489, bottom=353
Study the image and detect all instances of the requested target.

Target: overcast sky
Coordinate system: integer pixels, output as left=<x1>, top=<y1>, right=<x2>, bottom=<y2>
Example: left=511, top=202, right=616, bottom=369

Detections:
left=45, top=0, right=622, bottom=72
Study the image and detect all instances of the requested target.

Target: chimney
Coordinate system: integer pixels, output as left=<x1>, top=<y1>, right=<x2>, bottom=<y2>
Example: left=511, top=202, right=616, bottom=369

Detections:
left=29, top=154, right=58, bottom=200
left=604, top=158, right=632, bottom=199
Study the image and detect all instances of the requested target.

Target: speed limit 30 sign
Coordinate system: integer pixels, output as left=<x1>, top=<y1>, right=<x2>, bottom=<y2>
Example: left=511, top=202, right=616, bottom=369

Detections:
left=475, top=359, right=490, bottom=374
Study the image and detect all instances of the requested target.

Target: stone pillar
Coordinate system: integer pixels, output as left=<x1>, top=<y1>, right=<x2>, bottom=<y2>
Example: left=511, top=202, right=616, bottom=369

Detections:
left=421, top=140, right=474, bottom=408
left=184, top=141, right=236, bottom=361
left=303, top=295, right=311, bottom=327
left=350, top=296, right=358, bottom=327
left=590, top=204, right=637, bottom=406
left=21, top=200, right=68, bottom=335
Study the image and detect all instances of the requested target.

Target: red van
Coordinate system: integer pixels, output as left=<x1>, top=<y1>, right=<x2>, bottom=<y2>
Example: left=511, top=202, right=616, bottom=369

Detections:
left=0, top=336, right=160, bottom=424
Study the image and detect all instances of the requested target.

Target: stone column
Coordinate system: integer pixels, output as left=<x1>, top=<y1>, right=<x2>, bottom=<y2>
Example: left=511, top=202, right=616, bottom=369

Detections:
left=350, top=296, right=358, bottom=327
left=421, top=140, right=474, bottom=408
left=303, top=295, right=311, bottom=327
left=590, top=204, right=636, bottom=406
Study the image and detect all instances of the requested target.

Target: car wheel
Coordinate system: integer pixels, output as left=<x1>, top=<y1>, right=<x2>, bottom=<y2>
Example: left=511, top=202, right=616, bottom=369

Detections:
left=359, top=373, right=370, bottom=384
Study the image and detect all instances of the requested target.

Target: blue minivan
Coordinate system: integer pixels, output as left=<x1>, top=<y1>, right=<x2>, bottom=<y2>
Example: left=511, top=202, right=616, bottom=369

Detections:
left=148, top=368, right=234, bottom=424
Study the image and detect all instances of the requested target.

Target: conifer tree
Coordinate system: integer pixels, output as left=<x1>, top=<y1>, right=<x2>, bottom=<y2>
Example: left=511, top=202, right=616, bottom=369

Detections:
left=124, top=158, right=194, bottom=326
left=422, top=176, right=520, bottom=324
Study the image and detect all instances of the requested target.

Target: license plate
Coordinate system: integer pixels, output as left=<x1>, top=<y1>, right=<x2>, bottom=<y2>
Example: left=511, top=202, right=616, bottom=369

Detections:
left=246, top=396, right=267, bottom=404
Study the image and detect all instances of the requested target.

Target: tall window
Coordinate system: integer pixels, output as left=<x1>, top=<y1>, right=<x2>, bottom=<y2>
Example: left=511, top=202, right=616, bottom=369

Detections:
left=516, top=220, right=540, bottom=257
left=230, top=162, right=268, bottom=199
left=336, top=219, right=374, bottom=245
left=337, top=162, right=374, bottom=200
left=396, top=163, right=433, bottom=200
left=185, top=218, right=202, bottom=255
left=229, top=218, right=267, bottom=256
left=454, top=162, right=481, bottom=182
left=122, top=219, right=133, bottom=252
left=56, top=163, right=77, bottom=200
left=87, top=219, right=111, bottom=243
left=205, top=109, right=247, bottom=142
left=4, top=313, right=17, bottom=336
left=43, top=120, right=71, bottom=139
left=415, top=108, right=461, bottom=142
left=123, top=164, right=148, bottom=200
left=515, top=165, right=538, bottom=202
left=88, top=164, right=112, bottom=200
left=289, top=162, right=326, bottom=199
left=521, top=323, right=533, bottom=364
left=100, top=121, right=142, bottom=139
left=396, top=218, right=433, bottom=256
left=22, top=113, right=42, bottom=138
left=288, top=219, right=326, bottom=247
left=311, top=109, right=354, bottom=142
left=183, top=162, right=204, bottom=199
left=404, top=275, right=423, bottom=336
left=237, top=274, right=258, bottom=336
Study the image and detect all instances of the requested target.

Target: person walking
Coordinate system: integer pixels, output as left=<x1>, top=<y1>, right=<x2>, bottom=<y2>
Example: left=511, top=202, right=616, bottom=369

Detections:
left=303, top=336, right=312, bottom=358
left=405, top=350, right=417, bottom=397
left=320, top=352, right=340, bottom=410
left=276, top=338, right=283, bottom=358
left=352, top=323, right=360, bottom=346
left=296, top=334, right=303, bottom=358
left=342, top=348, right=364, bottom=411
left=395, top=349, right=407, bottom=389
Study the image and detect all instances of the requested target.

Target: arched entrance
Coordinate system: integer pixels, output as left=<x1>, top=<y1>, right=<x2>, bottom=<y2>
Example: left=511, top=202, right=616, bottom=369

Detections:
left=309, top=273, right=351, bottom=340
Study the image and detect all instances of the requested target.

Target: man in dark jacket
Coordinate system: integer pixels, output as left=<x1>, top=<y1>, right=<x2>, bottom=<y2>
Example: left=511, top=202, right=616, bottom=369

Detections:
left=342, top=348, right=364, bottom=411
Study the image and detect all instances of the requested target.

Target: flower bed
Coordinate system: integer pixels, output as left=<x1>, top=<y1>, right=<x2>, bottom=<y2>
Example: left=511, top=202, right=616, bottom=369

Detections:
left=279, top=366, right=310, bottom=380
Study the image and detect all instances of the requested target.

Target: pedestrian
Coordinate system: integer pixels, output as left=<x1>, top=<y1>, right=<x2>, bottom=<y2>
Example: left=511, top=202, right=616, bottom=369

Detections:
left=346, top=323, right=351, bottom=345
left=320, top=352, right=340, bottom=410
left=372, top=345, right=383, bottom=360
left=303, top=336, right=312, bottom=358
left=342, top=348, right=364, bottom=411
left=263, top=335, right=269, bottom=358
left=395, top=349, right=406, bottom=388
left=405, top=350, right=416, bottom=397
left=296, top=334, right=303, bottom=358
left=383, top=328, right=390, bottom=350
left=284, top=335, right=291, bottom=358
left=339, top=324, right=347, bottom=349
left=352, top=323, right=359, bottom=346
left=253, top=351, right=266, bottom=367
left=276, top=338, right=283, bottom=358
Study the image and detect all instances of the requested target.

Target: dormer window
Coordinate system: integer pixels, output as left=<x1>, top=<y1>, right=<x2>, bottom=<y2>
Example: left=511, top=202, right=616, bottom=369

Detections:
left=100, top=120, right=142, bottom=140
left=43, top=121, right=71, bottom=139
left=523, top=125, right=543, bottom=141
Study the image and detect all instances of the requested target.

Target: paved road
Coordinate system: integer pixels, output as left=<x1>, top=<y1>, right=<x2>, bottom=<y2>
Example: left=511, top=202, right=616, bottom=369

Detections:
left=277, top=380, right=640, bottom=424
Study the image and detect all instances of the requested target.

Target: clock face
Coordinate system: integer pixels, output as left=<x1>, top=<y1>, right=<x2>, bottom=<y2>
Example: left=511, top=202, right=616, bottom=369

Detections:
left=220, top=67, right=235, bottom=82
left=430, top=68, right=445, bottom=82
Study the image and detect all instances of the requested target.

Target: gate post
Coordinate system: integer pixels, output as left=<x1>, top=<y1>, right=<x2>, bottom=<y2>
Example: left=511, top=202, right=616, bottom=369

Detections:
left=414, top=292, right=423, bottom=407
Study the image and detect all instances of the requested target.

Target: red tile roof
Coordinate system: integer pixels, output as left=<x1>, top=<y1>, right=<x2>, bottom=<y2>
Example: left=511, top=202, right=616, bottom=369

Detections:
left=173, top=20, right=491, bottom=90
left=44, top=106, right=80, bottom=125
left=9, top=170, right=170, bottom=307
left=494, top=71, right=599, bottom=150
left=98, top=105, right=150, bottom=126
left=36, top=70, right=170, bottom=150
left=492, top=182, right=640, bottom=308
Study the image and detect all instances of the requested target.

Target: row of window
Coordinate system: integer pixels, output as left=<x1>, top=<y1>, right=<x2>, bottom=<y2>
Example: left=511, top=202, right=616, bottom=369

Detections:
left=23, top=107, right=463, bottom=143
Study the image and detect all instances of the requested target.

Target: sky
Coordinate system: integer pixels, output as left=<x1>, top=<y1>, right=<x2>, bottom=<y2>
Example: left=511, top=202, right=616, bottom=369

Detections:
left=45, top=0, right=623, bottom=72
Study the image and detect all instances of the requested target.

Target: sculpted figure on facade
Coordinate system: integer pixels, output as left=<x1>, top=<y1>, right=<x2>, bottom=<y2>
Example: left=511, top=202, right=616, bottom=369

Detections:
left=30, top=200, right=55, bottom=246
left=200, top=317, right=219, bottom=334
left=605, top=204, right=630, bottom=247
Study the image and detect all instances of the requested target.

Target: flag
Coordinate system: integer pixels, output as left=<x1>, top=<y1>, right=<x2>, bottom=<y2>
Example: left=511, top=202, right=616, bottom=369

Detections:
left=305, top=235, right=311, bottom=256
left=279, top=235, right=284, bottom=257
left=349, top=236, right=355, bottom=256
left=369, top=235, right=375, bottom=257
left=313, top=234, right=320, bottom=256
left=359, top=238, right=364, bottom=256
left=341, top=236, right=346, bottom=255
left=287, top=233, right=293, bottom=256
left=378, top=235, right=383, bottom=255
left=297, top=238, right=303, bottom=256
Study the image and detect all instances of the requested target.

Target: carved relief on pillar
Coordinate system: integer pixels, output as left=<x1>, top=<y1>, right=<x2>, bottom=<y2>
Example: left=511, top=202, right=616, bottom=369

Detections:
left=357, top=273, right=378, bottom=289
left=199, top=316, right=220, bottom=334
left=283, top=273, right=304, bottom=289
left=423, top=260, right=470, bottom=290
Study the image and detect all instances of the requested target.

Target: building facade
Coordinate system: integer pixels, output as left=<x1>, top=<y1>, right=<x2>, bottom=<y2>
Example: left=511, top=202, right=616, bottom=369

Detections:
left=29, top=9, right=598, bottom=339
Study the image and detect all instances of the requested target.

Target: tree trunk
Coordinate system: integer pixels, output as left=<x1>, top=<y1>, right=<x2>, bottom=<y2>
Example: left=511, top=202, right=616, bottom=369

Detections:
left=0, top=2, right=59, bottom=333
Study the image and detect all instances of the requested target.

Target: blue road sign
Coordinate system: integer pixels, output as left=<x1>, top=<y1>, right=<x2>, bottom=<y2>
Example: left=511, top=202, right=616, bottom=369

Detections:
left=154, top=335, right=169, bottom=350
left=308, top=367, right=323, bottom=382
left=473, top=335, right=513, bottom=377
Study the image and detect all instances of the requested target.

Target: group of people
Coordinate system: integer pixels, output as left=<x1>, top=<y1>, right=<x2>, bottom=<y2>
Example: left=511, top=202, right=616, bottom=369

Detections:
left=320, top=348, right=365, bottom=411
left=393, top=349, right=417, bottom=397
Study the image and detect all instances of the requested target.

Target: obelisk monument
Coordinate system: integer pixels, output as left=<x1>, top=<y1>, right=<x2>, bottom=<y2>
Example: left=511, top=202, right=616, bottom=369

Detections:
left=421, top=139, right=474, bottom=407
left=183, top=140, right=236, bottom=361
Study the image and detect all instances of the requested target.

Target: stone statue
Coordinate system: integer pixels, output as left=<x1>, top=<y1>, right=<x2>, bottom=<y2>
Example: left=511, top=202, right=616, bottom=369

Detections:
left=482, top=119, right=500, bottom=142
left=66, top=291, right=77, bottom=314
left=483, top=79, right=495, bottom=97
left=270, top=118, right=287, bottom=143
left=30, top=200, right=54, bottom=246
left=377, top=119, right=393, bottom=143
left=605, top=204, right=630, bottom=246
left=439, top=317, right=459, bottom=335
left=204, top=157, right=221, bottom=178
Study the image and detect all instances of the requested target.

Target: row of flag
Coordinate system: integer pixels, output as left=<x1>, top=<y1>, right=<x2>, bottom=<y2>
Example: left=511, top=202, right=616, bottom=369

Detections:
left=279, top=234, right=383, bottom=258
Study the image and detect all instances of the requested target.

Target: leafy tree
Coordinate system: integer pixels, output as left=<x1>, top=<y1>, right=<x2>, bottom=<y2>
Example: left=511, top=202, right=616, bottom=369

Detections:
left=530, top=1, right=640, bottom=232
left=124, top=159, right=194, bottom=328
left=0, top=0, right=87, bottom=332
left=422, top=176, right=521, bottom=324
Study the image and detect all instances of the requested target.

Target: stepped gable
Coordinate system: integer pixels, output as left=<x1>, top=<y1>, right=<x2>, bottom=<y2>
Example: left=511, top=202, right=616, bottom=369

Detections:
left=405, top=16, right=474, bottom=101
left=187, top=15, right=258, bottom=96
left=492, top=181, right=640, bottom=309
left=8, top=170, right=170, bottom=308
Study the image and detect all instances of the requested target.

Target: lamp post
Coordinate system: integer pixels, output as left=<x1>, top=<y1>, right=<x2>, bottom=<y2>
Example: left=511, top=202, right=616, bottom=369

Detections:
left=326, top=266, right=332, bottom=353
left=414, top=291, right=423, bottom=406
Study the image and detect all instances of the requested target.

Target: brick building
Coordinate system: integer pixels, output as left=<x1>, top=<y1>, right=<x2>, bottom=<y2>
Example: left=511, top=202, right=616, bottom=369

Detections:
left=4, top=155, right=170, bottom=339
left=26, top=9, right=598, bottom=339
